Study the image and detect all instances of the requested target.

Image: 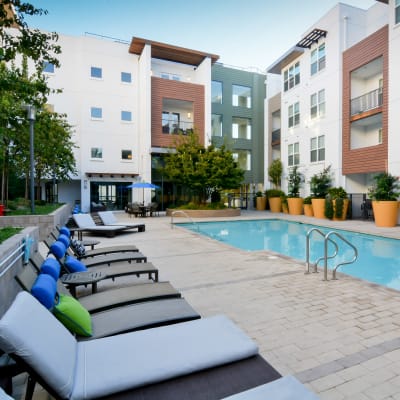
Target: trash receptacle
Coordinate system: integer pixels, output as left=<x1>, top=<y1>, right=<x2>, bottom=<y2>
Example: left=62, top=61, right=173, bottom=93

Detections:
left=0, top=204, right=4, bottom=216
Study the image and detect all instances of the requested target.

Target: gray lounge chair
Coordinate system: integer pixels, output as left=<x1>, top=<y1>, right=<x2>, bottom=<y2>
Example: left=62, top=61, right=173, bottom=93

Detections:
left=98, top=211, right=146, bottom=230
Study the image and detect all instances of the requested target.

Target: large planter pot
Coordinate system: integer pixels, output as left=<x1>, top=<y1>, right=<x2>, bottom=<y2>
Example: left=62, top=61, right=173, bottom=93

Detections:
left=332, top=199, right=349, bottom=221
left=256, top=197, right=267, bottom=211
left=311, top=198, right=326, bottom=219
left=372, top=200, right=399, bottom=227
left=287, top=197, right=304, bottom=215
left=303, top=204, right=313, bottom=217
left=268, top=197, right=282, bottom=213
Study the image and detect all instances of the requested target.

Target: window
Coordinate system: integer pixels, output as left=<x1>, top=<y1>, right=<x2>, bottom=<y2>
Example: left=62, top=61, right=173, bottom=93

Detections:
left=288, top=142, right=300, bottom=166
left=283, top=62, right=300, bottom=92
left=396, top=0, right=400, bottom=24
left=121, top=150, right=132, bottom=160
left=232, top=85, right=251, bottom=108
left=288, top=102, right=300, bottom=128
left=162, top=112, right=180, bottom=134
left=91, top=148, right=103, bottom=159
left=211, top=114, right=222, bottom=137
left=121, top=72, right=132, bottom=83
left=311, top=43, right=325, bottom=75
left=212, top=81, right=223, bottom=104
left=310, top=89, right=325, bottom=119
left=43, top=62, right=54, bottom=74
left=91, top=107, right=102, bottom=119
left=232, top=117, right=251, bottom=139
left=232, top=150, right=251, bottom=171
left=160, top=72, right=180, bottom=81
left=310, top=135, right=325, bottom=162
left=91, top=66, right=102, bottom=79
left=121, top=111, right=132, bottom=122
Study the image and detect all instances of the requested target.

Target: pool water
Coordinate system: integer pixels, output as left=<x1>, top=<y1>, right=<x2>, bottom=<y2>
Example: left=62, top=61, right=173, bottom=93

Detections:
left=180, top=219, right=400, bottom=290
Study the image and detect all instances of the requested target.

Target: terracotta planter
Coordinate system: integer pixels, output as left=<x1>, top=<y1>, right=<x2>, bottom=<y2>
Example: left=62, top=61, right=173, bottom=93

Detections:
left=311, top=198, right=326, bottom=219
left=256, top=197, right=267, bottom=211
left=332, top=199, right=349, bottom=221
left=287, top=197, right=304, bottom=215
left=282, top=203, right=289, bottom=213
left=372, top=200, right=399, bottom=227
left=303, top=204, right=313, bottom=217
left=268, top=197, right=282, bottom=213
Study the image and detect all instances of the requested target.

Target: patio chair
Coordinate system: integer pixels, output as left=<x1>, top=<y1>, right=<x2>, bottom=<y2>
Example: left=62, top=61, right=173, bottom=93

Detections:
left=98, top=211, right=146, bottom=231
left=0, top=292, right=283, bottom=400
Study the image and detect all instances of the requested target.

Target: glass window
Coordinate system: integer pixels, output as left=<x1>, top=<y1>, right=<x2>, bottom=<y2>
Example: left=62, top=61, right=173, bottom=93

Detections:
left=211, top=114, right=222, bottom=137
left=288, top=142, right=300, bottom=166
left=283, top=62, right=300, bottom=92
left=232, top=117, right=251, bottom=139
left=91, top=107, right=102, bottom=119
left=310, top=135, right=325, bottom=162
left=212, top=81, right=223, bottom=104
left=396, top=0, right=400, bottom=24
left=232, top=150, right=251, bottom=171
left=310, top=89, right=325, bottom=119
left=121, top=150, right=132, bottom=160
left=121, top=111, right=132, bottom=122
left=91, top=66, right=102, bottom=79
left=121, top=72, right=132, bottom=83
left=43, top=62, right=54, bottom=74
left=91, top=147, right=103, bottom=159
left=288, top=102, right=300, bottom=128
left=232, top=85, right=251, bottom=108
left=311, top=43, right=326, bottom=75
left=162, top=112, right=180, bottom=134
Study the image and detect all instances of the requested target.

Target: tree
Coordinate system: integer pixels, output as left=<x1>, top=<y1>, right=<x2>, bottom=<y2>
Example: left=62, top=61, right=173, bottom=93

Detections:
left=0, top=0, right=61, bottom=69
left=163, top=132, right=244, bottom=204
left=268, top=159, right=283, bottom=189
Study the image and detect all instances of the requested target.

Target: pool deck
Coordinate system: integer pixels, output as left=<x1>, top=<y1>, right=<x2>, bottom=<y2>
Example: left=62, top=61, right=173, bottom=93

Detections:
left=28, top=211, right=400, bottom=399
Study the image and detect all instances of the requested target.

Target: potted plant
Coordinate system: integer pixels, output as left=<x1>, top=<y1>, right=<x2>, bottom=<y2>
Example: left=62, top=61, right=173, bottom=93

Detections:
left=268, top=159, right=283, bottom=189
left=368, top=172, right=400, bottom=227
left=325, top=187, right=349, bottom=221
left=281, top=194, right=288, bottom=213
left=287, top=166, right=304, bottom=215
left=309, top=165, right=332, bottom=219
left=265, top=189, right=285, bottom=212
left=255, top=191, right=266, bottom=211
left=303, top=196, right=313, bottom=216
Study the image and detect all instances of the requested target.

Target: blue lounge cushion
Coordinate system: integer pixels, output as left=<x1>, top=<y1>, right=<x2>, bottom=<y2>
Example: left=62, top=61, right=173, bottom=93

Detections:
left=58, top=234, right=70, bottom=248
left=50, top=241, right=67, bottom=259
left=64, top=255, right=87, bottom=272
left=31, top=274, right=57, bottom=309
left=40, top=258, right=61, bottom=280
left=53, top=294, right=92, bottom=337
left=59, top=226, right=70, bottom=237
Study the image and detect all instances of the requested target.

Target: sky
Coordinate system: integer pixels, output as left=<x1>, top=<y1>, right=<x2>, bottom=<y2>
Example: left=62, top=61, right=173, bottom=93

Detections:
left=25, top=0, right=377, bottom=72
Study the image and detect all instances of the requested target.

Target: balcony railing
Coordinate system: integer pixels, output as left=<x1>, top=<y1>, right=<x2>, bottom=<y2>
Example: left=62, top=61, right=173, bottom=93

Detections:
left=351, top=88, right=383, bottom=116
left=162, top=120, right=193, bottom=135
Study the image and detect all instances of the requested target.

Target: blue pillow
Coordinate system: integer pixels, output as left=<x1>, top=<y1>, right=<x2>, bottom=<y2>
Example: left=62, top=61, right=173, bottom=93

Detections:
left=40, top=258, right=61, bottom=280
left=59, top=226, right=70, bottom=237
left=64, top=255, right=87, bottom=273
left=31, top=274, right=57, bottom=309
left=58, top=234, right=70, bottom=248
left=50, top=241, right=67, bottom=259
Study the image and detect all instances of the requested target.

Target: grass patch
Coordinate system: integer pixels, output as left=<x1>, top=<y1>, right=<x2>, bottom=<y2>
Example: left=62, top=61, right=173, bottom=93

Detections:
left=0, top=227, right=22, bottom=243
left=5, top=203, right=64, bottom=216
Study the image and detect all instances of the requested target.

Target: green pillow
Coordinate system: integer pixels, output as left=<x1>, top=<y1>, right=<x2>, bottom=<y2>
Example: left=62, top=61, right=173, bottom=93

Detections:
left=53, top=294, right=92, bottom=337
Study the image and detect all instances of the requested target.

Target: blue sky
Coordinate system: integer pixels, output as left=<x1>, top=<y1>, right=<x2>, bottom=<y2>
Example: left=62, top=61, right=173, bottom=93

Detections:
left=25, top=0, right=376, bottom=71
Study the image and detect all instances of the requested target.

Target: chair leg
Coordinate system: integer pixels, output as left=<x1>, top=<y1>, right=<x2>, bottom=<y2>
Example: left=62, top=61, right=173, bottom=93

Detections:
left=25, top=376, right=36, bottom=400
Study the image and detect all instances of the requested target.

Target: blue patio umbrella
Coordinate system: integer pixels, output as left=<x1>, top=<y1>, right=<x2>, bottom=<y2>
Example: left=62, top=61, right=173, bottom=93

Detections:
left=126, top=182, right=159, bottom=203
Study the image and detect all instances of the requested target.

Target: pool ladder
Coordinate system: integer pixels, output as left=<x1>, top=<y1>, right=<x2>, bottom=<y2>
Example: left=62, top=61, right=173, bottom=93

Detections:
left=305, top=228, right=358, bottom=281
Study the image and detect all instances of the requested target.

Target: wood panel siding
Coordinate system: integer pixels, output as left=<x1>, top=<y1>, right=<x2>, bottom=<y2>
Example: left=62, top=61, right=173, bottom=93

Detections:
left=342, top=25, right=388, bottom=175
left=151, top=77, right=205, bottom=148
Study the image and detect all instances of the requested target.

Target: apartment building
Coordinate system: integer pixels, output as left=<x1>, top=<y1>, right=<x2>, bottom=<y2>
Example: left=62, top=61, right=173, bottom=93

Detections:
left=266, top=1, right=389, bottom=203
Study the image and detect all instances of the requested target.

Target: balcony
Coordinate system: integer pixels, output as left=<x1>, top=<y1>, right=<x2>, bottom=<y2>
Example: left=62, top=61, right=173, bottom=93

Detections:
left=271, top=129, right=281, bottom=145
left=162, top=120, right=193, bottom=135
left=351, top=88, right=382, bottom=116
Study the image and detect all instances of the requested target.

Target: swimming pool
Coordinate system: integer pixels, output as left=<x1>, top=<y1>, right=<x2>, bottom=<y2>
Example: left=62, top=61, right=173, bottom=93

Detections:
left=179, top=219, right=400, bottom=290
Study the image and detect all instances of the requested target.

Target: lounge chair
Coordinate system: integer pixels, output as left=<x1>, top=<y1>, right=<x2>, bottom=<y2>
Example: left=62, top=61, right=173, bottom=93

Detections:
left=0, top=292, right=283, bottom=400
left=17, top=262, right=181, bottom=314
left=98, top=211, right=146, bottom=230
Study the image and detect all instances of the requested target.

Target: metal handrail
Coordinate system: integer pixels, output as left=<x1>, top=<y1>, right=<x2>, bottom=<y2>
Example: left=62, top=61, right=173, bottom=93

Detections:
left=328, top=231, right=358, bottom=280
left=0, top=242, right=26, bottom=278
left=170, top=210, right=199, bottom=231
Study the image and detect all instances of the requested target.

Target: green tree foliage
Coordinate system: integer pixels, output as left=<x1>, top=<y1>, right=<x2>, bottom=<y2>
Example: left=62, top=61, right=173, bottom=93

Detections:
left=0, top=0, right=61, bottom=68
left=163, top=133, right=244, bottom=204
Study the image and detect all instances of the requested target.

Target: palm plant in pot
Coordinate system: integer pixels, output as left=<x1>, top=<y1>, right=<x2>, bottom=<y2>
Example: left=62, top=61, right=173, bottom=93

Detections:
left=287, top=166, right=304, bottom=215
left=325, top=186, right=349, bottom=221
left=265, top=189, right=285, bottom=213
left=309, top=165, right=332, bottom=219
left=303, top=196, right=313, bottom=216
left=368, top=172, right=400, bottom=227
left=267, top=159, right=283, bottom=212
left=255, top=191, right=266, bottom=211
